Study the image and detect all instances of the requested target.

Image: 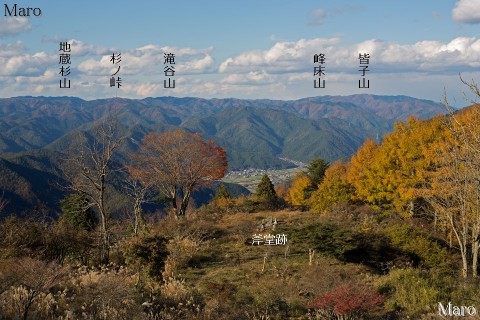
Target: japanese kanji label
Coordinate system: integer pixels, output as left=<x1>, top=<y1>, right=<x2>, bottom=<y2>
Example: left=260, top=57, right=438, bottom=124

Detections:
left=109, top=52, right=122, bottom=89
left=59, top=42, right=71, bottom=89
left=164, top=52, right=175, bottom=89
left=251, top=234, right=288, bottom=246
left=358, top=53, right=370, bottom=88
left=314, top=53, right=326, bottom=89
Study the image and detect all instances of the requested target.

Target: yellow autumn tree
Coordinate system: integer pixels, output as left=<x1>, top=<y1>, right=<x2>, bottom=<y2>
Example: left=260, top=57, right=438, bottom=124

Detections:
left=347, top=117, right=446, bottom=215
left=309, top=161, right=353, bottom=214
left=374, top=116, right=446, bottom=216
left=347, top=139, right=382, bottom=206
left=288, top=172, right=311, bottom=207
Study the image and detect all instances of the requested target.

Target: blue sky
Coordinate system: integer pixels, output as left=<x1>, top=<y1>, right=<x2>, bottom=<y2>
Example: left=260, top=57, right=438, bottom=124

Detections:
left=1, top=0, right=480, bottom=105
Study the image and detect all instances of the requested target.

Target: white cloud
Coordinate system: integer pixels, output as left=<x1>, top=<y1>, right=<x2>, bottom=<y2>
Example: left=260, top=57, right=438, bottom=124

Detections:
left=309, top=9, right=326, bottom=26
left=40, top=37, right=114, bottom=56
left=0, top=39, right=114, bottom=78
left=380, top=37, right=480, bottom=70
left=77, top=44, right=214, bottom=76
left=221, top=71, right=275, bottom=85
left=219, top=38, right=342, bottom=73
left=13, top=70, right=57, bottom=85
left=0, top=41, right=26, bottom=57
left=0, top=17, right=31, bottom=36
left=122, top=82, right=165, bottom=97
left=180, top=54, right=214, bottom=74
left=68, top=39, right=112, bottom=57
left=77, top=56, right=115, bottom=76
left=0, top=36, right=478, bottom=103
left=452, top=0, right=480, bottom=24
left=308, top=6, right=362, bottom=26
left=0, top=50, right=55, bottom=76
left=219, top=37, right=480, bottom=75
left=0, top=39, right=217, bottom=99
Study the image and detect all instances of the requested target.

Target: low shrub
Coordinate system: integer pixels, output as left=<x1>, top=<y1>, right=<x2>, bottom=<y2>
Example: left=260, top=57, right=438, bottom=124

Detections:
left=308, top=284, right=384, bottom=320
left=378, top=268, right=440, bottom=317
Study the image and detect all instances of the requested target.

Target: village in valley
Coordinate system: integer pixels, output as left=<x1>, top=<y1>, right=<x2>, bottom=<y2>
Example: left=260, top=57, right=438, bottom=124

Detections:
left=222, top=158, right=306, bottom=192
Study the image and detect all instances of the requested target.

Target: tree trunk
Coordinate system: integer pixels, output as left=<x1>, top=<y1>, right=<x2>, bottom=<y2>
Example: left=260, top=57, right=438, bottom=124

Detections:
left=99, top=175, right=110, bottom=265
left=472, top=219, right=480, bottom=278
left=457, top=234, right=468, bottom=279
left=171, top=188, right=179, bottom=216
left=100, top=210, right=109, bottom=265
left=472, top=196, right=480, bottom=278
left=133, top=202, right=143, bottom=236
left=451, top=214, right=469, bottom=279
left=134, top=206, right=139, bottom=235
left=462, top=252, right=469, bottom=279
left=22, top=290, right=36, bottom=320
left=179, top=189, right=192, bottom=216
left=472, top=239, right=479, bottom=278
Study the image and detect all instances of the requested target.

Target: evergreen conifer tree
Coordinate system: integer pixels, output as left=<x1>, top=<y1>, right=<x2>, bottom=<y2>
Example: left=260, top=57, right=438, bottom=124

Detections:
left=215, top=183, right=231, bottom=199
left=60, top=193, right=97, bottom=231
left=256, top=174, right=276, bottom=200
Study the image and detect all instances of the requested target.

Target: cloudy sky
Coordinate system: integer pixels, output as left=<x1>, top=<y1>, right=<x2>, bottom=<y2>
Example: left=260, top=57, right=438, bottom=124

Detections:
left=1, top=0, right=480, bottom=104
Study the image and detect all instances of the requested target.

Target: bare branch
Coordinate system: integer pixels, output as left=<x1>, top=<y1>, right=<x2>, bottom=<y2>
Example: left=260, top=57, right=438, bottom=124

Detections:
left=58, top=115, right=125, bottom=264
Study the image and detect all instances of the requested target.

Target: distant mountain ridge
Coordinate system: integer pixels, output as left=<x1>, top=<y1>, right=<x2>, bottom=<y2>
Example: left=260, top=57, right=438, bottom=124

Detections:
left=0, top=94, right=445, bottom=168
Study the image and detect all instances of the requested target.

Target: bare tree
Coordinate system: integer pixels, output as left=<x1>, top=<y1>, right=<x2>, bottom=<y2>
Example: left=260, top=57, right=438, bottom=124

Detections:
left=124, top=177, right=151, bottom=235
left=60, top=117, right=124, bottom=264
left=423, top=78, right=480, bottom=278
left=423, top=120, right=470, bottom=278
left=457, top=77, right=480, bottom=278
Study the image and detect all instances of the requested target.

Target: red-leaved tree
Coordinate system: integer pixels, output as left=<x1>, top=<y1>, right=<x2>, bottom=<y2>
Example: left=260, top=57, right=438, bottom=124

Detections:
left=308, top=284, right=384, bottom=320
left=128, top=130, right=228, bottom=216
